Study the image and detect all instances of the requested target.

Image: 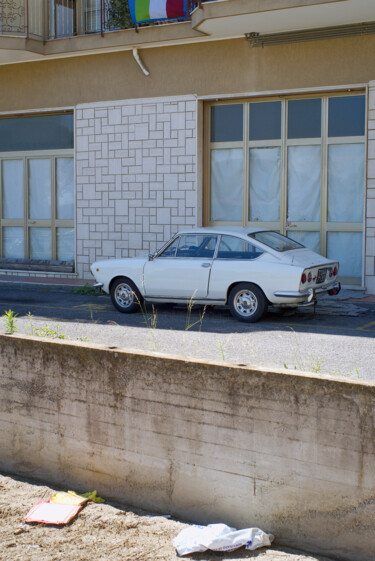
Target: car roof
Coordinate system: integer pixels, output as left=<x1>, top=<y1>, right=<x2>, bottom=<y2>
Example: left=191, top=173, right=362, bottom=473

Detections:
left=175, top=226, right=267, bottom=237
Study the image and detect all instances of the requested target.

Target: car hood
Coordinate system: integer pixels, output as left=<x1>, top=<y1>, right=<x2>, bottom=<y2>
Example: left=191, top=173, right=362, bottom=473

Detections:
left=280, top=249, right=336, bottom=268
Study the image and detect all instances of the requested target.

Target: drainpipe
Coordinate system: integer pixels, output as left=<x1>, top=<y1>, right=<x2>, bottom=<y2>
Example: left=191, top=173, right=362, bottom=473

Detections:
left=132, top=48, right=150, bottom=76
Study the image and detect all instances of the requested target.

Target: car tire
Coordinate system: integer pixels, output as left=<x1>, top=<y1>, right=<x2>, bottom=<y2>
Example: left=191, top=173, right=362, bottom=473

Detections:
left=228, top=283, right=267, bottom=323
left=110, top=277, right=142, bottom=313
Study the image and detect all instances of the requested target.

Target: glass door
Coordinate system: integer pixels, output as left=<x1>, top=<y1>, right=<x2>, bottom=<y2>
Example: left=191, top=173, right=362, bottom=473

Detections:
left=206, top=93, right=366, bottom=285
left=285, top=98, right=322, bottom=254
left=0, top=152, right=75, bottom=268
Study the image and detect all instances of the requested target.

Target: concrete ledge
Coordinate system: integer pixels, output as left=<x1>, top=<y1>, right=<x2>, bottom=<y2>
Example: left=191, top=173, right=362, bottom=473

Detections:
left=0, top=334, right=374, bottom=560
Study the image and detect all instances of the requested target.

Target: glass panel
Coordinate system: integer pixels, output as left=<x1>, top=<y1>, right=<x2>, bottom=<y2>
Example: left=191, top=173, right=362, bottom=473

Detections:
left=30, top=228, right=52, bottom=260
left=57, top=228, right=75, bottom=261
left=287, top=146, right=321, bottom=222
left=328, top=96, right=366, bottom=137
left=2, top=227, right=24, bottom=258
left=159, top=237, right=179, bottom=257
left=176, top=235, right=218, bottom=258
left=327, top=232, right=362, bottom=279
left=250, top=231, right=304, bottom=252
left=249, top=147, right=280, bottom=222
left=249, top=101, right=281, bottom=140
left=85, top=0, right=101, bottom=32
left=56, top=158, right=74, bottom=220
left=55, top=0, right=75, bottom=38
left=2, top=160, right=24, bottom=219
left=211, top=105, right=243, bottom=142
left=210, top=149, right=243, bottom=222
left=328, top=144, right=364, bottom=223
left=29, top=159, right=52, bottom=220
left=217, top=235, right=263, bottom=260
left=288, top=99, right=321, bottom=139
left=287, top=231, right=320, bottom=254
left=0, top=114, right=74, bottom=152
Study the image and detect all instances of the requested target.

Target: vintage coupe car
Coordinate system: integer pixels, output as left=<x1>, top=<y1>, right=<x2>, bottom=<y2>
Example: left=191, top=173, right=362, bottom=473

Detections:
left=91, top=227, right=340, bottom=323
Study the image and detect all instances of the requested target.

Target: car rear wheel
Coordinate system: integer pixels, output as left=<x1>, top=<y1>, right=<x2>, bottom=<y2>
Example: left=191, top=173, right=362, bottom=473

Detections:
left=110, top=277, right=142, bottom=313
left=228, top=283, right=267, bottom=323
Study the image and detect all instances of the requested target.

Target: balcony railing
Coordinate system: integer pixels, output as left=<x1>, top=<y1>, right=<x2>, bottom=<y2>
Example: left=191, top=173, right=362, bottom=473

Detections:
left=0, top=0, right=214, bottom=41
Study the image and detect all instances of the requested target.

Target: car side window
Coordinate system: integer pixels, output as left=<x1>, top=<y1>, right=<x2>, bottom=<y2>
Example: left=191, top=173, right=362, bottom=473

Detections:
left=176, top=235, right=218, bottom=258
left=159, top=237, right=180, bottom=257
left=217, top=235, right=263, bottom=260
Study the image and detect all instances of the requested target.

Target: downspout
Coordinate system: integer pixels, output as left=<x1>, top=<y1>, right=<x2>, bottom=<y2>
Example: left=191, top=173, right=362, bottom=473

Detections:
left=132, top=48, right=150, bottom=76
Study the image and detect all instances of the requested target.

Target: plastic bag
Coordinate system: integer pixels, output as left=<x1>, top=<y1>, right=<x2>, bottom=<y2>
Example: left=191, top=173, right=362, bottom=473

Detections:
left=173, top=523, right=274, bottom=555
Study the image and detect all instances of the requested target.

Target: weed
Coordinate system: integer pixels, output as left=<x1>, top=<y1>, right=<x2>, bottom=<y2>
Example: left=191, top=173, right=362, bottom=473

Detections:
left=144, top=304, right=159, bottom=351
left=77, top=336, right=90, bottom=342
left=218, top=339, right=225, bottom=361
left=185, top=296, right=207, bottom=333
left=2, top=309, right=18, bottom=334
left=89, top=307, right=99, bottom=324
left=310, top=359, right=323, bottom=374
left=31, top=324, right=68, bottom=340
left=282, top=326, right=323, bottom=373
left=72, top=284, right=99, bottom=296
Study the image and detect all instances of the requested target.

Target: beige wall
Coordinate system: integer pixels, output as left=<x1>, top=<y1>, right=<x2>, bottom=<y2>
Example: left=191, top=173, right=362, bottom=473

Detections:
left=1, top=35, right=375, bottom=112
left=0, top=334, right=374, bottom=561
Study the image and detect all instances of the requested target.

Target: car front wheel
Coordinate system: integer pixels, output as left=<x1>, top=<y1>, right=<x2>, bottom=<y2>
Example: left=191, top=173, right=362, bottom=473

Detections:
left=110, top=277, right=142, bottom=313
left=228, top=283, right=267, bottom=323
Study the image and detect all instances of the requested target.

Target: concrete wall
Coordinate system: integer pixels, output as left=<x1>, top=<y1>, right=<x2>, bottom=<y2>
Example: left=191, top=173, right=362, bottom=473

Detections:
left=75, top=96, right=198, bottom=279
left=0, top=334, right=374, bottom=561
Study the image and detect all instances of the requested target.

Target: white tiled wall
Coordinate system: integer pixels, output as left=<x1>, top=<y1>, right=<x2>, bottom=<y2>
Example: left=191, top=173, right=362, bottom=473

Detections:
left=75, top=96, right=198, bottom=279
left=366, top=82, right=375, bottom=293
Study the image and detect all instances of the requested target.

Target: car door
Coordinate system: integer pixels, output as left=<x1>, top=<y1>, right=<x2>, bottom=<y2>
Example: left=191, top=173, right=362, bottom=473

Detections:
left=143, top=234, right=218, bottom=300
left=208, top=234, right=264, bottom=299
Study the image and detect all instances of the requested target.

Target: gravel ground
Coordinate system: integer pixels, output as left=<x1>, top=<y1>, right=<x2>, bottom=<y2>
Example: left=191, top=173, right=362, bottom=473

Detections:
left=8, top=310, right=375, bottom=381
left=0, top=474, right=335, bottom=561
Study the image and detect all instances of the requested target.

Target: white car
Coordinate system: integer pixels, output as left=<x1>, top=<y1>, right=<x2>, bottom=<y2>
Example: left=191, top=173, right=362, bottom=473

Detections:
left=91, top=227, right=340, bottom=323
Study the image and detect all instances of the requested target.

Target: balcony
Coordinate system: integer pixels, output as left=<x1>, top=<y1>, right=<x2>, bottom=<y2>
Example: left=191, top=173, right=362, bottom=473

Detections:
left=1, top=0, right=374, bottom=65
left=0, top=0, right=135, bottom=41
left=0, top=0, right=210, bottom=63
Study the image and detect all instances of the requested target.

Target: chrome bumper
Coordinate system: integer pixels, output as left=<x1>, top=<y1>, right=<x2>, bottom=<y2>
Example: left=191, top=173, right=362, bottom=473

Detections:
left=274, top=281, right=341, bottom=303
left=93, top=282, right=104, bottom=290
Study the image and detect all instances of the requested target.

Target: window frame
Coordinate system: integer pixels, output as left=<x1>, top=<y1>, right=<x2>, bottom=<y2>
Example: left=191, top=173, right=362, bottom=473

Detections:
left=204, top=91, right=367, bottom=286
left=0, top=148, right=75, bottom=270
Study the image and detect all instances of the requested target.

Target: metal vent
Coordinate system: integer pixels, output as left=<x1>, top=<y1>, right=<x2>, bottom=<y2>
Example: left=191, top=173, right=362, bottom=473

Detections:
left=246, top=21, right=375, bottom=47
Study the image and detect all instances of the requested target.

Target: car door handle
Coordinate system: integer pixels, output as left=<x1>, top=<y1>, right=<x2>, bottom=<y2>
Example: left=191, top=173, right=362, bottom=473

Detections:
left=201, top=263, right=211, bottom=268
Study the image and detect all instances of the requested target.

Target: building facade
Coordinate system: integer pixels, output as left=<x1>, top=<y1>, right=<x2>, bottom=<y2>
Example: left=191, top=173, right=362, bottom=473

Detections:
left=1, top=0, right=375, bottom=291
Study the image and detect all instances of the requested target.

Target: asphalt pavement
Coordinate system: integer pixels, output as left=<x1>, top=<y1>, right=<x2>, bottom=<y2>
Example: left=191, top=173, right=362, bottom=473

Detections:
left=0, top=282, right=374, bottom=381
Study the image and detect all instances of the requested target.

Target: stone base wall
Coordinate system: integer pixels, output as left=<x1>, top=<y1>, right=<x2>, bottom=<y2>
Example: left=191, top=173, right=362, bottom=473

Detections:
left=0, top=334, right=374, bottom=561
left=75, top=95, right=198, bottom=279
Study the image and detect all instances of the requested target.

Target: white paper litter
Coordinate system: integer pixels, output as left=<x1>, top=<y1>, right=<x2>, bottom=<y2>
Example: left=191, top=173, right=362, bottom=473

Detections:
left=173, top=523, right=274, bottom=555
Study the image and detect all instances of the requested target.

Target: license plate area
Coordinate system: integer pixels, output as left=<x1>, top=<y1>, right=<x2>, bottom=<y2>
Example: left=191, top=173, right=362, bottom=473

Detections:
left=316, top=268, right=327, bottom=284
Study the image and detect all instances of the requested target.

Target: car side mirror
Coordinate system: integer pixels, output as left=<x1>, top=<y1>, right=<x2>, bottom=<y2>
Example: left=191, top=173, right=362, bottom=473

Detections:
left=148, top=253, right=156, bottom=261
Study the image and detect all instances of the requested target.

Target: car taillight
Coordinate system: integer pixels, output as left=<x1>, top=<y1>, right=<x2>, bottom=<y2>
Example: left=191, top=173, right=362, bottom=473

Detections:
left=308, top=272, right=312, bottom=283
left=333, top=266, right=338, bottom=276
left=301, top=273, right=307, bottom=284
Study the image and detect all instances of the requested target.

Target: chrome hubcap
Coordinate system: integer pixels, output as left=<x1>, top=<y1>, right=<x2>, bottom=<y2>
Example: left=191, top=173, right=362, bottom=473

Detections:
left=115, top=283, right=135, bottom=308
left=234, top=290, right=257, bottom=316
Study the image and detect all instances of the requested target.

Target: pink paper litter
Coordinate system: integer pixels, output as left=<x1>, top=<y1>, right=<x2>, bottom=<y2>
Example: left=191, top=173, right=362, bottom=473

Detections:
left=25, top=500, right=82, bottom=525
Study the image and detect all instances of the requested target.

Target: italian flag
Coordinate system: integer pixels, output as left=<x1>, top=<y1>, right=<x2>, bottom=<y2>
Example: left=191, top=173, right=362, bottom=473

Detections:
left=129, top=0, right=187, bottom=24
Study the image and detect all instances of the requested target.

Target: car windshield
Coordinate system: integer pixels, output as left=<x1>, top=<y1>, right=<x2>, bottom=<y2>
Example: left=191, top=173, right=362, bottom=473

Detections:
left=249, top=231, right=304, bottom=252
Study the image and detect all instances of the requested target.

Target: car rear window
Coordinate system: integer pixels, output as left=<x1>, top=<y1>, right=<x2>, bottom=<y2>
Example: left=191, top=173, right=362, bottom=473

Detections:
left=249, top=231, right=304, bottom=252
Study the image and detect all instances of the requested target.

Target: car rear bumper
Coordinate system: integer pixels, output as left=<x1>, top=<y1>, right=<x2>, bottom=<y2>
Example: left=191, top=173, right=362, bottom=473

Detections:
left=274, top=281, right=341, bottom=304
